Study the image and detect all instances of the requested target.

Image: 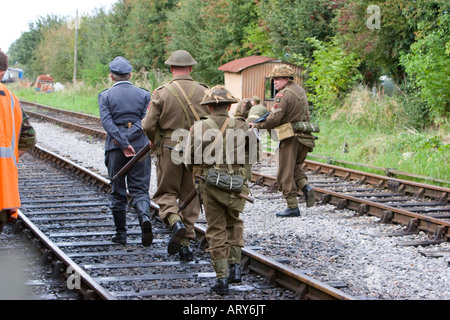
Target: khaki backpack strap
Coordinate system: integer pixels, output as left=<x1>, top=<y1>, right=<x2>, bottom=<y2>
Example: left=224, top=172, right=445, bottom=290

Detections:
left=173, top=81, right=201, bottom=121
left=164, top=83, right=190, bottom=128
left=204, top=118, right=230, bottom=166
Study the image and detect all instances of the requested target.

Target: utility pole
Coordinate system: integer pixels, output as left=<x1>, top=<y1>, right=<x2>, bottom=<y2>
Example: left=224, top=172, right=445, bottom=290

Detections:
left=73, top=10, right=79, bottom=84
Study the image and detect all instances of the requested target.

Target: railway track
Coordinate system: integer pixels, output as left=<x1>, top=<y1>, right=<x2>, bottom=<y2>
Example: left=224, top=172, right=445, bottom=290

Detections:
left=16, top=99, right=450, bottom=300
left=253, top=160, right=450, bottom=246
left=10, top=145, right=354, bottom=301
left=22, top=99, right=450, bottom=245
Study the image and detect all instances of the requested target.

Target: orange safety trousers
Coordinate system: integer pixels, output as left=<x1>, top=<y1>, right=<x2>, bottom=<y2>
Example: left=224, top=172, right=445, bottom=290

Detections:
left=0, top=83, right=22, bottom=220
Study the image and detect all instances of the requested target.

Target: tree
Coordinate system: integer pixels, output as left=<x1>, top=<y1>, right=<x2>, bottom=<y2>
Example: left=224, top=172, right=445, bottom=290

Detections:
left=37, top=24, right=74, bottom=82
left=166, top=0, right=259, bottom=85
left=399, top=2, right=450, bottom=122
left=107, top=0, right=177, bottom=71
left=8, top=15, right=64, bottom=79
left=335, top=0, right=419, bottom=82
left=253, top=0, right=342, bottom=61
left=306, top=37, right=362, bottom=114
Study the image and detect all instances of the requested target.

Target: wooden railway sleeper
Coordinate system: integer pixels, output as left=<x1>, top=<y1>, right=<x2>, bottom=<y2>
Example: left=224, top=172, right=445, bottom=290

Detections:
left=398, top=226, right=447, bottom=247
left=382, top=218, right=421, bottom=238
left=438, top=192, right=448, bottom=204
left=274, top=278, right=308, bottom=300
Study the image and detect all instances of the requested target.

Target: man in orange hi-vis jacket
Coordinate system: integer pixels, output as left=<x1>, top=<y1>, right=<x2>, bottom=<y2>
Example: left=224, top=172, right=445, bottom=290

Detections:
left=0, top=49, right=36, bottom=236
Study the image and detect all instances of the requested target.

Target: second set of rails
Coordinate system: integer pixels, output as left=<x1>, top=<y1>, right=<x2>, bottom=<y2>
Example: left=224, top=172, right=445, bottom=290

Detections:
left=21, top=99, right=450, bottom=241
left=13, top=100, right=450, bottom=300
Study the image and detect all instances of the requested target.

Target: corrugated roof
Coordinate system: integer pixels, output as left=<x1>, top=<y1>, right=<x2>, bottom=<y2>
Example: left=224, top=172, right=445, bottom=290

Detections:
left=218, top=56, right=278, bottom=73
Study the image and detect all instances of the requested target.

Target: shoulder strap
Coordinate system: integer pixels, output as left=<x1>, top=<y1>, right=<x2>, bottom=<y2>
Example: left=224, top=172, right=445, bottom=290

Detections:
left=204, top=118, right=237, bottom=173
left=205, top=118, right=230, bottom=155
left=164, top=83, right=191, bottom=128
left=173, top=81, right=201, bottom=122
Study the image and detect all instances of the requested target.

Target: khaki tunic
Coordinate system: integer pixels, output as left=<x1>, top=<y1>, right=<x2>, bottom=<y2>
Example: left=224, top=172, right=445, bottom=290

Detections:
left=187, top=109, right=253, bottom=261
left=142, top=75, right=209, bottom=239
left=255, top=81, right=314, bottom=205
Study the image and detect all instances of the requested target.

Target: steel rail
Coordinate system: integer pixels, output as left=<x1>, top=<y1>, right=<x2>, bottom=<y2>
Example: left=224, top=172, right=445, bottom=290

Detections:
left=303, top=160, right=449, bottom=201
left=194, top=225, right=354, bottom=300
left=251, top=172, right=450, bottom=242
left=24, top=145, right=355, bottom=300
left=16, top=210, right=117, bottom=300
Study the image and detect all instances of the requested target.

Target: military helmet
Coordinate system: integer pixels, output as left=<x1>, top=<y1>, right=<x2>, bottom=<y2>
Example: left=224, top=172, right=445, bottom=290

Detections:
left=200, top=85, right=239, bottom=105
left=252, top=95, right=261, bottom=104
left=269, top=64, right=295, bottom=79
left=165, top=50, right=197, bottom=66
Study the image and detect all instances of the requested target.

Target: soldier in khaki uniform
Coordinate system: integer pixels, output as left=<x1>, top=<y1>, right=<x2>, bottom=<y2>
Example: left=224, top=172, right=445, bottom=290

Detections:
left=250, top=65, right=316, bottom=217
left=186, top=85, right=254, bottom=295
left=246, top=101, right=269, bottom=123
left=142, top=50, right=209, bottom=261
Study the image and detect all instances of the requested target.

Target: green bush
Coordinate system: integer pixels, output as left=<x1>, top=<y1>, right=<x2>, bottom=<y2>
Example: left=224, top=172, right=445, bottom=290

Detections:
left=399, top=12, right=449, bottom=122
left=305, top=37, right=362, bottom=115
left=81, top=63, right=110, bottom=87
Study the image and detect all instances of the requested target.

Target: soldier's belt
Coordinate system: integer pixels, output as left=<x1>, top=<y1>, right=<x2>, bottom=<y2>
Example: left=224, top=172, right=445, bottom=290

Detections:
left=115, top=121, right=135, bottom=129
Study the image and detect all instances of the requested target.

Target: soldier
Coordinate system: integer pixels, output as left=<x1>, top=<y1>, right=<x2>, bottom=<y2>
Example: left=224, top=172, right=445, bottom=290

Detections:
left=142, top=50, right=209, bottom=261
left=246, top=99, right=269, bottom=123
left=186, top=85, right=254, bottom=295
left=98, top=56, right=153, bottom=246
left=250, top=65, right=316, bottom=217
left=233, top=98, right=251, bottom=119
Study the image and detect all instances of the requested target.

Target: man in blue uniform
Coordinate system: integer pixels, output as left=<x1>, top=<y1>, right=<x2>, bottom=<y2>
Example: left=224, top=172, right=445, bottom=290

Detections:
left=99, top=56, right=153, bottom=246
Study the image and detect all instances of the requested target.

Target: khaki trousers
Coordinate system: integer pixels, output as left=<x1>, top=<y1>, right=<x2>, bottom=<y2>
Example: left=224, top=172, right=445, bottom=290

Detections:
left=277, top=137, right=309, bottom=207
left=201, top=190, right=244, bottom=262
left=153, top=141, right=199, bottom=239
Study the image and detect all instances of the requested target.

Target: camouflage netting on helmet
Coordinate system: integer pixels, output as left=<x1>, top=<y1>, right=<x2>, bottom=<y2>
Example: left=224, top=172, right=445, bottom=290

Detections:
left=269, top=65, right=295, bottom=79
left=201, top=85, right=239, bottom=105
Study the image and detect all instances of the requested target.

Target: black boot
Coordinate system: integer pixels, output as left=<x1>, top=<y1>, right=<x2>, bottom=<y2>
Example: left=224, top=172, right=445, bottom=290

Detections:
left=135, top=201, right=153, bottom=247
left=168, top=220, right=186, bottom=255
left=211, top=278, right=229, bottom=295
left=179, top=245, right=194, bottom=262
left=112, top=210, right=127, bottom=244
left=276, top=207, right=300, bottom=217
left=228, top=263, right=242, bottom=283
left=302, top=184, right=316, bottom=207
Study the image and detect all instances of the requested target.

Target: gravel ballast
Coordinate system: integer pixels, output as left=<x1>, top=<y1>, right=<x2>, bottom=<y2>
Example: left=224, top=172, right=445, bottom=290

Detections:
left=30, top=121, right=450, bottom=300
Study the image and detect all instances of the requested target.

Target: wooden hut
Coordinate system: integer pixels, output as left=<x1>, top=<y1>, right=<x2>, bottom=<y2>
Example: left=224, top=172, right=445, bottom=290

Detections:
left=218, top=56, right=305, bottom=115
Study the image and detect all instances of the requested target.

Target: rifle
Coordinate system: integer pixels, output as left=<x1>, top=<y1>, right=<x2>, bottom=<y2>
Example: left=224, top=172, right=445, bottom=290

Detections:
left=109, top=143, right=151, bottom=184
left=252, top=112, right=271, bottom=124
left=195, top=175, right=255, bottom=203
left=178, top=186, right=199, bottom=213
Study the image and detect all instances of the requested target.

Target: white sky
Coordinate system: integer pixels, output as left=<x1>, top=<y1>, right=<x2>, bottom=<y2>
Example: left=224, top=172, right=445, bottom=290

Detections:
left=1, top=0, right=118, bottom=53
